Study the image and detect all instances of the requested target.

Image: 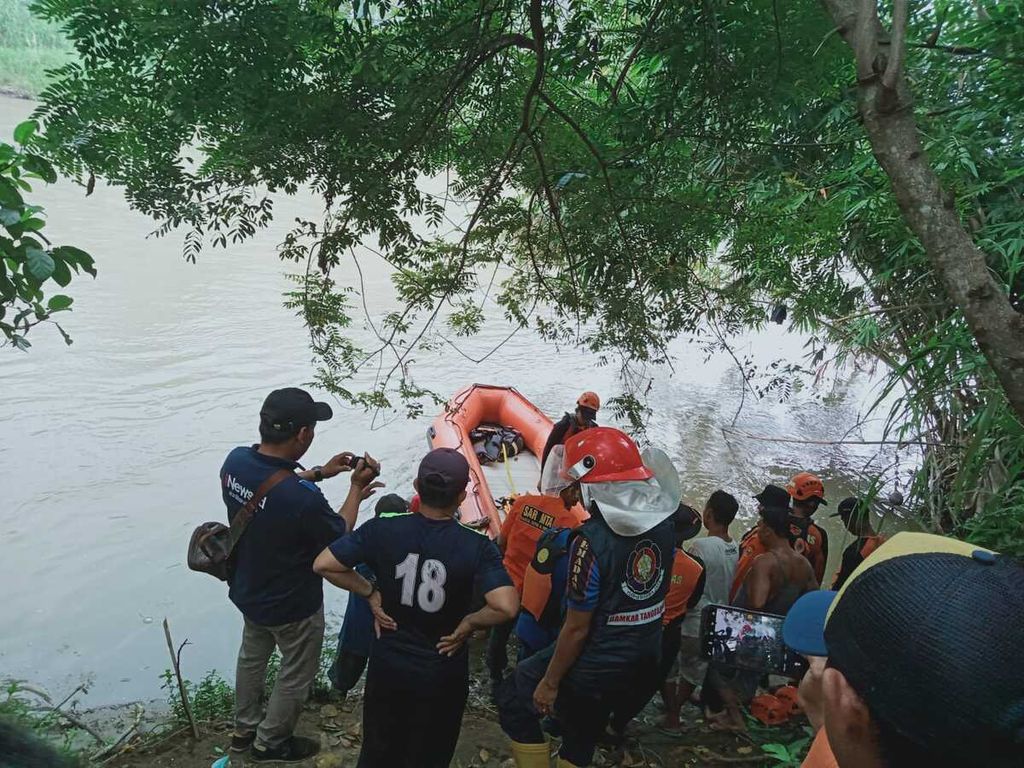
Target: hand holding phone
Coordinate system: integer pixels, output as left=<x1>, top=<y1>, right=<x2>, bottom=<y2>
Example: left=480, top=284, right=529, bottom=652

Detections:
left=700, top=604, right=808, bottom=677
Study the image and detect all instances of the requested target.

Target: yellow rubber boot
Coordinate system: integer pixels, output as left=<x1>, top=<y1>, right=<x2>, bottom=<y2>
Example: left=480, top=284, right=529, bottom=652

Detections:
left=556, top=758, right=585, bottom=767
left=510, top=739, right=551, bottom=768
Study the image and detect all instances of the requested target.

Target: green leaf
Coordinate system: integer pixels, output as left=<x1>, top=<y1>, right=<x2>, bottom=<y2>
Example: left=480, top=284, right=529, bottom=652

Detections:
left=0, top=207, right=19, bottom=227
left=25, top=246, right=55, bottom=281
left=21, top=218, right=46, bottom=232
left=55, top=322, right=73, bottom=346
left=47, top=294, right=73, bottom=310
left=22, top=155, right=57, bottom=184
left=0, top=177, right=23, bottom=208
left=53, top=245, right=96, bottom=277
left=51, top=257, right=72, bottom=286
left=13, top=120, right=38, bottom=145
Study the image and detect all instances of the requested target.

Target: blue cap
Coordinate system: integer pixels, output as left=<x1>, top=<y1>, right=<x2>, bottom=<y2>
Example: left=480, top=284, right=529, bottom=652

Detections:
left=782, top=590, right=837, bottom=657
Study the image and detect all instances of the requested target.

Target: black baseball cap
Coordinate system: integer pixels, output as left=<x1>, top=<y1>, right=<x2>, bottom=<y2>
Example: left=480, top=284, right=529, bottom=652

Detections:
left=673, top=503, right=703, bottom=542
left=374, top=493, right=409, bottom=517
left=260, top=388, right=332, bottom=435
left=754, top=483, right=791, bottom=513
left=417, top=448, right=470, bottom=496
left=832, top=495, right=867, bottom=518
left=783, top=533, right=1024, bottom=764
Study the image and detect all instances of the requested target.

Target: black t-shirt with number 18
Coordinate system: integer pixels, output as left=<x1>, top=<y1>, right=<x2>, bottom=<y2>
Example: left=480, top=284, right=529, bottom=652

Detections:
left=329, top=512, right=511, bottom=680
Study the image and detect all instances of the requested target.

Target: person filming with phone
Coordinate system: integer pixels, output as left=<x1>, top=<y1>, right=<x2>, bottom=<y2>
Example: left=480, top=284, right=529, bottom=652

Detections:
left=784, top=532, right=1024, bottom=768
left=220, top=387, right=383, bottom=763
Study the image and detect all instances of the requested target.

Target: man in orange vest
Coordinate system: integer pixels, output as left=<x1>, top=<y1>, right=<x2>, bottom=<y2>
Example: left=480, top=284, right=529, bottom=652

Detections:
left=786, top=472, right=830, bottom=584
left=830, top=497, right=886, bottom=590
left=539, top=392, right=600, bottom=470
left=488, top=453, right=589, bottom=696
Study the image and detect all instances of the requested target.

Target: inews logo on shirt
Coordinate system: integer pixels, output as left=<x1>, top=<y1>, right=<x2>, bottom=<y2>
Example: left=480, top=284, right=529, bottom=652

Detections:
left=223, top=474, right=268, bottom=509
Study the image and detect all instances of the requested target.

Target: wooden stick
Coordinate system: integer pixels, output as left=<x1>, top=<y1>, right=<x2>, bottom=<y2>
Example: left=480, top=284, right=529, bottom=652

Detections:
left=162, top=618, right=200, bottom=740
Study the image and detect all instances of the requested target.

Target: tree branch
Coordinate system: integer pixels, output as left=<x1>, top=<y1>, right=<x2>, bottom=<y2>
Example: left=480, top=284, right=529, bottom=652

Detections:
left=882, top=0, right=907, bottom=91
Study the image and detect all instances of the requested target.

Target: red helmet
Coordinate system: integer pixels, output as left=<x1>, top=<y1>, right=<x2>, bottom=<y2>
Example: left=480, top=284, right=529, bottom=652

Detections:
left=563, top=426, right=653, bottom=483
left=577, top=391, right=601, bottom=411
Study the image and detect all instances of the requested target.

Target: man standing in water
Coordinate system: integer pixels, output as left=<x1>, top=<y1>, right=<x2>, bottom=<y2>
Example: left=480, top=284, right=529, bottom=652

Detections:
left=314, top=448, right=519, bottom=768
left=222, top=387, right=383, bottom=762
left=499, top=427, right=680, bottom=768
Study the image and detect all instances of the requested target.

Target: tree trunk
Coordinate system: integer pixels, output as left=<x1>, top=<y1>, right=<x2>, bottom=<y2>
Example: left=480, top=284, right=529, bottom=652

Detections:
left=820, top=0, right=1024, bottom=426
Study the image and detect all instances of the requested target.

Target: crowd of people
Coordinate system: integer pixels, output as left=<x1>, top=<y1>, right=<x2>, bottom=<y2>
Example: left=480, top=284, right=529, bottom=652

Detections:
left=217, top=387, right=1024, bottom=767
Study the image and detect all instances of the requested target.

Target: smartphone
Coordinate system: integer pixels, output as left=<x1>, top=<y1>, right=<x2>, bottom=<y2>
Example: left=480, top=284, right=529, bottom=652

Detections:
left=700, top=604, right=808, bottom=677
left=345, top=453, right=365, bottom=468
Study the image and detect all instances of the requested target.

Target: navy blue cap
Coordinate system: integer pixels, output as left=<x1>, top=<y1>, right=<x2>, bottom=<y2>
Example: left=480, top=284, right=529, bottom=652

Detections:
left=417, top=448, right=470, bottom=495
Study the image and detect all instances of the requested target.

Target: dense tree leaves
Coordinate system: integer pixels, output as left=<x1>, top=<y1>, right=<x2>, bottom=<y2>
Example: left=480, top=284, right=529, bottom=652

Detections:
left=27, top=0, right=1024, bottom=549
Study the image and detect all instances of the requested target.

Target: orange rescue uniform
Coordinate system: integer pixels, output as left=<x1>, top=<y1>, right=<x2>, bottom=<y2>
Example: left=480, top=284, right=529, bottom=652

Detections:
left=500, top=493, right=588, bottom=593
left=663, top=548, right=706, bottom=625
left=790, top=516, right=829, bottom=585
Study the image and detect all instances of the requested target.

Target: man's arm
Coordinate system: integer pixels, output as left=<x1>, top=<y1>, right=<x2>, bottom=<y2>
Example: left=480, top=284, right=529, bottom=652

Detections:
left=437, top=586, right=519, bottom=655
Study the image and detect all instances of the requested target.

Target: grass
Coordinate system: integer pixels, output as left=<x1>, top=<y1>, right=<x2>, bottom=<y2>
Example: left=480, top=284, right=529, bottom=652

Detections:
left=0, top=0, right=71, bottom=97
left=0, top=45, right=70, bottom=96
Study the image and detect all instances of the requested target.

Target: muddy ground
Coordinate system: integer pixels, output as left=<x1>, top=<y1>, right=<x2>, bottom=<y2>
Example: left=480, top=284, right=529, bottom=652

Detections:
left=108, top=677, right=807, bottom=768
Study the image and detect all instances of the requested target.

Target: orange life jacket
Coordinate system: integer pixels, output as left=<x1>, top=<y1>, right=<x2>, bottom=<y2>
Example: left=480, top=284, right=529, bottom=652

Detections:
left=501, top=493, right=587, bottom=593
left=663, top=548, right=705, bottom=626
left=520, top=527, right=575, bottom=626
left=790, top=516, right=829, bottom=584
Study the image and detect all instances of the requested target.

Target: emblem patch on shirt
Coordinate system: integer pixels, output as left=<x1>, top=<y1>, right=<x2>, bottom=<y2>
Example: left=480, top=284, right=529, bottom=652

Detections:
left=621, top=539, right=665, bottom=600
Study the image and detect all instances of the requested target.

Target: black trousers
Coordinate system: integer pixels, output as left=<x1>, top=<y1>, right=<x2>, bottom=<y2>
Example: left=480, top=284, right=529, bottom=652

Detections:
left=486, top=617, right=516, bottom=683
left=608, top=617, right=680, bottom=732
left=328, top=649, right=368, bottom=695
left=357, top=658, right=469, bottom=768
left=498, top=646, right=652, bottom=767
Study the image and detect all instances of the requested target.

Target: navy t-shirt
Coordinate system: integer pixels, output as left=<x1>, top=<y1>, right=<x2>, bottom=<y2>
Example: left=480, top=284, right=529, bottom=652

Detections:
left=329, top=513, right=511, bottom=681
left=221, top=446, right=347, bottom=626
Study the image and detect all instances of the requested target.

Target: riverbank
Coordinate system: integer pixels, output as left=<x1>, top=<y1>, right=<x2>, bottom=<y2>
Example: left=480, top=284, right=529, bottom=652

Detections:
left=107, top=686, right=809, bottom=768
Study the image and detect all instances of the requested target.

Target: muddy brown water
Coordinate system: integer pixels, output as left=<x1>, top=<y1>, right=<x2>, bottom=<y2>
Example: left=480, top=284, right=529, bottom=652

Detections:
left=0, top=94, right=915, bottom=708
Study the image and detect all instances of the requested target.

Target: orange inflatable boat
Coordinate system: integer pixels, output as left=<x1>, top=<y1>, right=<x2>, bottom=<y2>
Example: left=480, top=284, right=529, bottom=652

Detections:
left=428, top=384, right=553, bottom=537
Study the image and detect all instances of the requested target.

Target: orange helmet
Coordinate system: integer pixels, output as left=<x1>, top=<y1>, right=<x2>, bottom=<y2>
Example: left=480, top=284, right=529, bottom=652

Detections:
left=786, top=472, right=827, bottom=504
left=577, top=391, right=601, bottom=411
left=563, top=426, right=652, bottom=483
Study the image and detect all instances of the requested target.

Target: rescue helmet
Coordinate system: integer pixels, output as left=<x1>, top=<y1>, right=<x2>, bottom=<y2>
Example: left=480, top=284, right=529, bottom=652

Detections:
left=576, top=391, right=601, bottom=411
left=563, top=426, right=653, bottom=484
left=786, top=472, right=827, bottom=505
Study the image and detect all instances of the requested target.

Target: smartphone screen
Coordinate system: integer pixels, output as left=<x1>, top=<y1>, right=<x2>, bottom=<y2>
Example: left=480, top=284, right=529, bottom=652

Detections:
left=700, top=604, right=808, bottom=677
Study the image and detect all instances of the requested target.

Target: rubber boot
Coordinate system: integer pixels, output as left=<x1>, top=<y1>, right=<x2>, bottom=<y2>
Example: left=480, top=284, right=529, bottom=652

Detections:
left=556, top=758, right=584, bottom=768
left=510, top=739, right=551, bottom=768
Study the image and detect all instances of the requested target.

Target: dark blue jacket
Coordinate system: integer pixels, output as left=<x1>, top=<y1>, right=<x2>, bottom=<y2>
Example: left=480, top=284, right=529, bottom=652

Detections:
left=221, top=446, right=346, bottom=626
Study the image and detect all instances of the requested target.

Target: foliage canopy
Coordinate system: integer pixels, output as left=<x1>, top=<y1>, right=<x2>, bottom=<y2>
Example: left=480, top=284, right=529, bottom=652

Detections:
left=24, top=0, right=1024, bottom=550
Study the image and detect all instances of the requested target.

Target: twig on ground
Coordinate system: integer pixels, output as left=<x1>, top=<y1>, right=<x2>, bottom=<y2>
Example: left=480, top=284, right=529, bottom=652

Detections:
left=90, top=703, right=144, bottom=762
left=162, top=618, right=201, bottom=740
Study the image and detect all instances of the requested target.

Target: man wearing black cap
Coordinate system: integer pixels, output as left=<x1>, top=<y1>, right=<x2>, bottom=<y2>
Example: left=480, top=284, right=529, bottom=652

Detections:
left=729, top=484, right=794, bottom=602
left=829, top=496, right=886, bottom=590
left=221, top=387, right=382, bottom=763
left=314, top=448, right=519, bottom=768
left=784, top=532, right=1024, bottom=767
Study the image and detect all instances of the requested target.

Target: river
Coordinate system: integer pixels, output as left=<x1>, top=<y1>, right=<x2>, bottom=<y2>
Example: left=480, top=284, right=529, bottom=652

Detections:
left=0, top=94, right=912, bottom=707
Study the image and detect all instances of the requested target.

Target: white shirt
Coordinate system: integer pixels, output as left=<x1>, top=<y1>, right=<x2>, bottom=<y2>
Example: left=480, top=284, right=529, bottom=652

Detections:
left=680, top=535, right=739, bottom=636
